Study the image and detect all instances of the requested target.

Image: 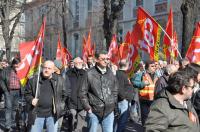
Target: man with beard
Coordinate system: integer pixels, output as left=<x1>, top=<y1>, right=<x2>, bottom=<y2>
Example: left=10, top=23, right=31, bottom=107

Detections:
left=66, top=57, right=86, bottom=131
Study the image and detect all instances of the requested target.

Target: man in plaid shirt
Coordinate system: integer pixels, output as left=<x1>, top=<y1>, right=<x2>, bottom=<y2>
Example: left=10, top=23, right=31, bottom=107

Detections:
left=0, top=58, right=21, bottom=131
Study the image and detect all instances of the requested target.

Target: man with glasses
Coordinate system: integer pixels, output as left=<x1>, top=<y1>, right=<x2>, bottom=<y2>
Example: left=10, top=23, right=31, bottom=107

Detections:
left=145, top=70, right=199, bottom=132
left=79, top=50, right=118, bottom=132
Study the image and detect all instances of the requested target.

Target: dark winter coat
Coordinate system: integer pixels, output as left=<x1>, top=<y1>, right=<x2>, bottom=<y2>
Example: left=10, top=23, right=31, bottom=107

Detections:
left=145, top=89, right=200, bottom=132
left=79, top=65, right=118, bottom=118
left=25, top=73, right=68, bottom=124
left=192, top=86, right=200, bottom=120
left=66, top=68, right=85, bottom=110
left=116, top=70, right=134, bottom=101
left=154, top=74, right=169, bottom=96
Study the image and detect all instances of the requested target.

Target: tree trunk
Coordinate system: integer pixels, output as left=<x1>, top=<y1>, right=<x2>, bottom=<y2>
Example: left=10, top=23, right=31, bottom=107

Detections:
left=181, top=0, right=199, bottom=57
left=1, top=19, right=11, bottom=61
left=62, top=0, right=67, bottom=48
left=103, top=0, right=125, bottom=50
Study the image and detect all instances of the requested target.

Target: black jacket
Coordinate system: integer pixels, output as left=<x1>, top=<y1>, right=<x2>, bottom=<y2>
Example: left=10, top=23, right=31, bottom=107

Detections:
left=25, top=73, right=68, bottom=121
left=79, top=65, right=119, bottom=118
left=66, top=68, right=85, bottom=110
left=116, top=70, right=134, bottom=101
left=155, top=74, right=169, bottom=96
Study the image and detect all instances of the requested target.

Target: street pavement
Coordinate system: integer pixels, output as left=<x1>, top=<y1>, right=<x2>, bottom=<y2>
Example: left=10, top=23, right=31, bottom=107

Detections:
left=0, top=102, right=144, bottom=132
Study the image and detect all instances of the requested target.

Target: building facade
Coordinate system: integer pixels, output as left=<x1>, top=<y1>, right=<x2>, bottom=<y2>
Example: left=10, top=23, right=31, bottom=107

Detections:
left=67, top=0, right=183, bottom=58
left=24, top=0, right=69, bottom=60
left=22, top=0, right=183, bottom=59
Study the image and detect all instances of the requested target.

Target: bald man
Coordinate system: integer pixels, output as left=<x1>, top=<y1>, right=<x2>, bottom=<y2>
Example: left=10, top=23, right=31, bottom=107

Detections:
left=25, top=60, right=68, bottom=132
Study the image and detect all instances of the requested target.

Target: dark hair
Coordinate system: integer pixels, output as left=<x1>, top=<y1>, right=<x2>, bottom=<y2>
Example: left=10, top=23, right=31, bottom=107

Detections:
left=11, top=57, right=20, bottom=66
left=145, top=60, right=155, bottom=70
left=183, top=63, right=200, bottom=79
left=95, top=50, right=108, bottom=59
left=119, top=59, right=128, bottom=69
left=166, top=69, right=194, bottom=94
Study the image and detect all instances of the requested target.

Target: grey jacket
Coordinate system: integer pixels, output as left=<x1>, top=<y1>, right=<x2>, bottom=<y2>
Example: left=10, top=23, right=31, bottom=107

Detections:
left=145, top=89, right=200, bottom=132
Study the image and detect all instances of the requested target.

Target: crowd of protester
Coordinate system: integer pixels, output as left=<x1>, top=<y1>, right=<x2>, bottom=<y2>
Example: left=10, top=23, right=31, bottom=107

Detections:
left=0, top=51, right=200, bottom=132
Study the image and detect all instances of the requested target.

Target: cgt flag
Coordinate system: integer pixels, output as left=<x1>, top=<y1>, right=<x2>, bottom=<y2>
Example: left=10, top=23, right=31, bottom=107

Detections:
left=186, top=22, right=200, bottom=64
left=137, top=7, right=161, bottom=61
left=17, top=18, right=46, bottom=86
left=108, top=34, right=120, bottom=65
left=119, top=31, right=141, bottom=78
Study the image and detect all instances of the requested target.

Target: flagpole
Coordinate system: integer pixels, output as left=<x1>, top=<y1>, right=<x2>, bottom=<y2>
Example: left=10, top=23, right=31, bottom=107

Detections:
left=35, top=17, right=46, bottom=99
left=158, top=25, right=182, bottom=59
left=35, top=58, right=42, bottom=98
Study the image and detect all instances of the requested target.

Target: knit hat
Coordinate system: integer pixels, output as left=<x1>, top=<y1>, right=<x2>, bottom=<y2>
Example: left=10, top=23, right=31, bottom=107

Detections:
left=54, top=60, right=63, bottom=70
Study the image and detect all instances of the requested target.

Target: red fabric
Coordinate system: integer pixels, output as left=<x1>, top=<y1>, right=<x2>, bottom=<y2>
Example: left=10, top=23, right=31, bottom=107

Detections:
left=62, top=47, right=72, bottom=65
left=56, top=35, right=62, bottom=60
left=163, top=6, right=178, bottom=62
left=108, top=35, right=120, bottom=65
left=17, top=17, right=46, bottom=86
left=186, top=22, right=200, bottom=64
left=131, top=23, right=143, bottom=48
left=137, top=7, right=161, bottom=61
left=82, top=36, right=88, bottom=62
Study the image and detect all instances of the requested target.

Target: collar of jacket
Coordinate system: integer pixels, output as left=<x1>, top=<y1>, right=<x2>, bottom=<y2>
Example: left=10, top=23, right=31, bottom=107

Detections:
left=39, top=73, right=57, bottom=84
left=165, top=90, right=191, bottom=110
left=95, top=65, right=109, bottom=75
left=71, top=67, right=85, bottom=75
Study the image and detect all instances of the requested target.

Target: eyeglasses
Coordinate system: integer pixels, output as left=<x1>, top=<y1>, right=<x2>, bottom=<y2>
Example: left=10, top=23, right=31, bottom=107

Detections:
left=186, top=85, right=195, bottom=89
left=99, top=58, right=109, bottom=61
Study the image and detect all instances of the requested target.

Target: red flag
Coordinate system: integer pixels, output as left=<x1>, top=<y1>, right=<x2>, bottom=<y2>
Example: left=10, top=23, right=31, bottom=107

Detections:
left=87, top=29, right=92, bottom=55
left=108, top=35, right=120, bottom=65
left=17, top=17, right=46, bottom=86
left=131, top=23, right=143, bottom=48
left=82, top=36, right=88, bottom=62
left=163, top=6, right=178, bottom=62
left=119, top=32, right=131, bottom=59
left=119, top=43, right=141, bottom=78
left=56, top=35, right=62, bottom=60
left=62, top=47, right=72, bottom=66
left=186, top=22, right=200, bottom=64
left=125, top=31, right=131, bottom=44
left=137, top=7, right=161, bottom=61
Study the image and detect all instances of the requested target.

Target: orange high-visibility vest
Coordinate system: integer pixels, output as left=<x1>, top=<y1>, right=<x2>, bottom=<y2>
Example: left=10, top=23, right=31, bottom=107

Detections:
left=139, top=73, right=155, bottom=101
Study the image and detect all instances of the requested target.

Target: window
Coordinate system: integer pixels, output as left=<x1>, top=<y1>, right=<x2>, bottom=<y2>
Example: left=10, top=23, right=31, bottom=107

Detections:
left=74, top=0, right=79, bottom=28
left=39, top=5, right=47, bottom=16
left=155, top=1, right=167, bottom=13
left=133, top=7, right=138, bottom=18
left=117, top=28, right=123, bottom=44
left=88, top=0, right=92, bottom=11
left=74, top=33, right=79, bottom=55
left=136, top=0, right=143, bottom=6
left=155, top=0, right=167, bottom=3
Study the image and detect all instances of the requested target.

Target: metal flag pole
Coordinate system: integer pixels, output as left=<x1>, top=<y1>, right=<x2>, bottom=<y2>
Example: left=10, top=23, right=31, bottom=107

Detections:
left=158, top=25, right=182, bottom=59
left=35, top=57, right=42, bottom=98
